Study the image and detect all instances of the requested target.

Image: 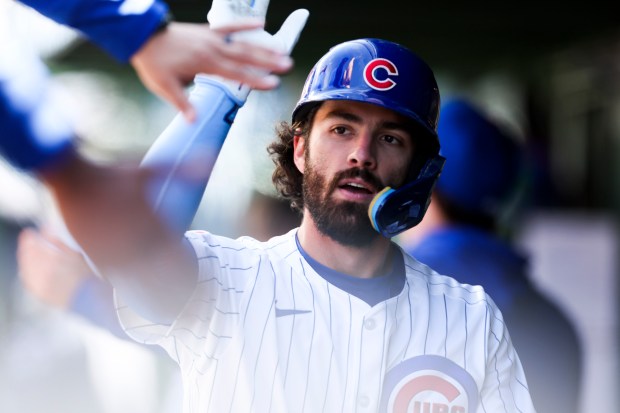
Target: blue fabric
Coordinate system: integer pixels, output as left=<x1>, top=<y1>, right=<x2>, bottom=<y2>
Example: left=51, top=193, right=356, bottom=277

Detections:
left=140, top=77, right=242, bottom=234
left=0, top=78, right=74, bottom=171
left=19, top=0, right=169, bottom=61
left=70, top=276, right=127, bottom=339
left=295, top=235, right=405, bottom=307
left=409, top=226, right=529, bottom=309
left=1, top=0, right=169, bottom=171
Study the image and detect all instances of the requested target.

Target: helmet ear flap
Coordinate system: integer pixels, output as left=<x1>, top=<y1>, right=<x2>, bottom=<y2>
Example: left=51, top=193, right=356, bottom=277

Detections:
left=369, top=155, right=445, bottom=238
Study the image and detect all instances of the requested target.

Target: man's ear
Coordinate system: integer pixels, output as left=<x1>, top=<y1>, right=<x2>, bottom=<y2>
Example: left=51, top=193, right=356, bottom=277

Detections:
left=293, top=133, right=306, bottom=174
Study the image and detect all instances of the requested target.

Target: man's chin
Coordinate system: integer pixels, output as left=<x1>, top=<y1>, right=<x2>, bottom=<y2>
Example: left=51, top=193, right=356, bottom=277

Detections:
left=313, top=201, right=380, bottom=247
left=322, top=225, right=380, bottom=248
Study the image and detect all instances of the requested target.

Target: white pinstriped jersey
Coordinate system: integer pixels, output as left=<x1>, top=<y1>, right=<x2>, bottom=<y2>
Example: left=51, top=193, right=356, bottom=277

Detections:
left=117, top=228, right=535, bottom=413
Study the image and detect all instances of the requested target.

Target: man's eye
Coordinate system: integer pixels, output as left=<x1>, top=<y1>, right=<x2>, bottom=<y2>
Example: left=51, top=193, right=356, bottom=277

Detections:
left=382, top=135, right=400, bottom=145
left=333, top=126, right=347, bottom=135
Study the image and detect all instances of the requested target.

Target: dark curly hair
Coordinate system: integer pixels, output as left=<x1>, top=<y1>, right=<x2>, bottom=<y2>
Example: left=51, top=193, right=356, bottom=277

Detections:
left=266, top=105, right=320, bottom=213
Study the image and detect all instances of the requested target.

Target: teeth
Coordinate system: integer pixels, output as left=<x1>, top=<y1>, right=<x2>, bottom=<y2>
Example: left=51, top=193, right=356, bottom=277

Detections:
left=348, top=183, right=365, bottom=189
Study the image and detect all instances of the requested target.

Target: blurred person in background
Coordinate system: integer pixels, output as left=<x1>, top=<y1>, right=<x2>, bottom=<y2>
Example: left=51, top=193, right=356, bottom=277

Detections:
left=399, top=98, right=583, bottom=413
left=16, top=0, right=295, bottom=121
left=1, top=1, right=300, bottom=411
left=1, top=0, right=297, bottom=285
left=16, top=227, right=124, bottom=338
left=14, top=191, right=302, bottom=338
left=2, top=0, right=295, bottom=199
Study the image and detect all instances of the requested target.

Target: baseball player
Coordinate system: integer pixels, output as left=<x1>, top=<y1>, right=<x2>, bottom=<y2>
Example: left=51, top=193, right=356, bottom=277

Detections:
left=73, top=2, right=535, bottom=412
left=399, top=99, right=582, bottom=413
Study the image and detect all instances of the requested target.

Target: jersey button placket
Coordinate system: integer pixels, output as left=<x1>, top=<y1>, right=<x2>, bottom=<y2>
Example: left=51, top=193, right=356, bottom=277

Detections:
left=364, top=318, right=376, bottom=330
left=357, top=315, right=381, bottom=411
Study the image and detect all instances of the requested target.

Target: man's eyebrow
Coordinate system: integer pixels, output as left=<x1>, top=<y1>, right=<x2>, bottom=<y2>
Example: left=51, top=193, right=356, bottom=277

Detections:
left=382, top=121, right=411, bottom=133
left=323, top=109, right=411, bottom=134
left=323, top=109, right=363, bottom=123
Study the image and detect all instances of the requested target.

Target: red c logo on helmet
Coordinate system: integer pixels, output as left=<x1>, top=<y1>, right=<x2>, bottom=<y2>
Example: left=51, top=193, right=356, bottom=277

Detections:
left=364, top=58, right=399, bottom=91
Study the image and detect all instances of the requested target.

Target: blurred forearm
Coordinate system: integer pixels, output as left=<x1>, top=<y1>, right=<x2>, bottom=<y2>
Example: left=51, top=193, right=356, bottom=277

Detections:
left=42, top=154, right=198, bottom=324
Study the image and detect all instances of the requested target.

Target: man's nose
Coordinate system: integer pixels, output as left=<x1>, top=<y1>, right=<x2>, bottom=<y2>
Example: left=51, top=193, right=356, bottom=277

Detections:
left=347, top=134, right=377, bottom=169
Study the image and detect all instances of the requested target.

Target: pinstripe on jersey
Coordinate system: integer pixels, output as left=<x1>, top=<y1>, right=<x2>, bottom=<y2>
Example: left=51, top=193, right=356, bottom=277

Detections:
left=117, top=228, right=535, bottom=413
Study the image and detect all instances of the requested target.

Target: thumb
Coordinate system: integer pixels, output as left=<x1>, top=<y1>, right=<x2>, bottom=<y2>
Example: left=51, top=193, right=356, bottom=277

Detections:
left=273, top=9, right=309, bottom=54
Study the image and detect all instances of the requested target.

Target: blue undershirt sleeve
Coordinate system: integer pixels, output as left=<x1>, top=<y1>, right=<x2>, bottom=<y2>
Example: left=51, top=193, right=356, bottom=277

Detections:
left=140, top=76, right=245, bottom=235
left=18, top=0, right=170, bottom=62
left=70, top=276, right=127, bottom=339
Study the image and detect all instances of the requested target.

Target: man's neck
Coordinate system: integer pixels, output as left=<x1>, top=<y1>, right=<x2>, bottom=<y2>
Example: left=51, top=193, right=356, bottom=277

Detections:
left=297, top=215, right=393, bottom=279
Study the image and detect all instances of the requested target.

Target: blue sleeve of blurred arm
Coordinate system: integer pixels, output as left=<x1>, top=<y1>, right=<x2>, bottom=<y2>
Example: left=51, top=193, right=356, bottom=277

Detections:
left=18, top=0, right=170, bottom=62
left=70, top=276, right=128, bottom=339
left=0, top=76, right=74, bottom=172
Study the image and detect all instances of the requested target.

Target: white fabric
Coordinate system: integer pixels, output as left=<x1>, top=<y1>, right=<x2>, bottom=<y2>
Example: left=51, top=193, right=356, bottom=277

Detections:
left=117, top=228, right=535, bottom=413
left=203, top=0, right=308, bottom=102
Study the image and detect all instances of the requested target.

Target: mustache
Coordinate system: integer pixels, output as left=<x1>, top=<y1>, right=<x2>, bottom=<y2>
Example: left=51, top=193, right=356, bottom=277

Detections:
left=326, top=167, right=384, bottom=195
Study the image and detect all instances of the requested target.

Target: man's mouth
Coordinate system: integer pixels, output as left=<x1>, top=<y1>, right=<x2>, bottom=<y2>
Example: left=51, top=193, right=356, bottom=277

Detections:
left=335, top=178, right=379, bottom=201
left=327, top=168, right=384, bottom=202
left=339, top=181, right=374, bottom=195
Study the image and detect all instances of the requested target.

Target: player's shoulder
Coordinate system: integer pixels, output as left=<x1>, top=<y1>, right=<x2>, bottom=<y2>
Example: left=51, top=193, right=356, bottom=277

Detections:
left=185, top=228, right=297, bottom=258
left=400, top=247, right=490, bottom=304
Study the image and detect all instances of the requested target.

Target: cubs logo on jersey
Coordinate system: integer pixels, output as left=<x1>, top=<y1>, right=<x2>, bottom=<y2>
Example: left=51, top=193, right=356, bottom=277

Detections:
left=380, top=355, right=479, bottom=413
left=363, top=58, right=399, bottom=91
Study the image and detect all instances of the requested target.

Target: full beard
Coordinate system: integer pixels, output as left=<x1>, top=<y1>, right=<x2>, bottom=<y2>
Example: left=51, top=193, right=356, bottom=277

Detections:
left=303, top=164, right=382, bottom=248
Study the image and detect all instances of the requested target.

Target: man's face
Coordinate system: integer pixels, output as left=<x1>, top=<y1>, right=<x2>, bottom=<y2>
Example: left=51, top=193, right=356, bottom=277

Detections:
left=294, top=100, right=415, bottom=247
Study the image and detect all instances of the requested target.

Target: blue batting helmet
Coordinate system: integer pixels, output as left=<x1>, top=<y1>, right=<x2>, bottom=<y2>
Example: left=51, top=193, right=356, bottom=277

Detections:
left=292, top=38, right=445, bottom=238
left=435, top=99, right=523, bottom=217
